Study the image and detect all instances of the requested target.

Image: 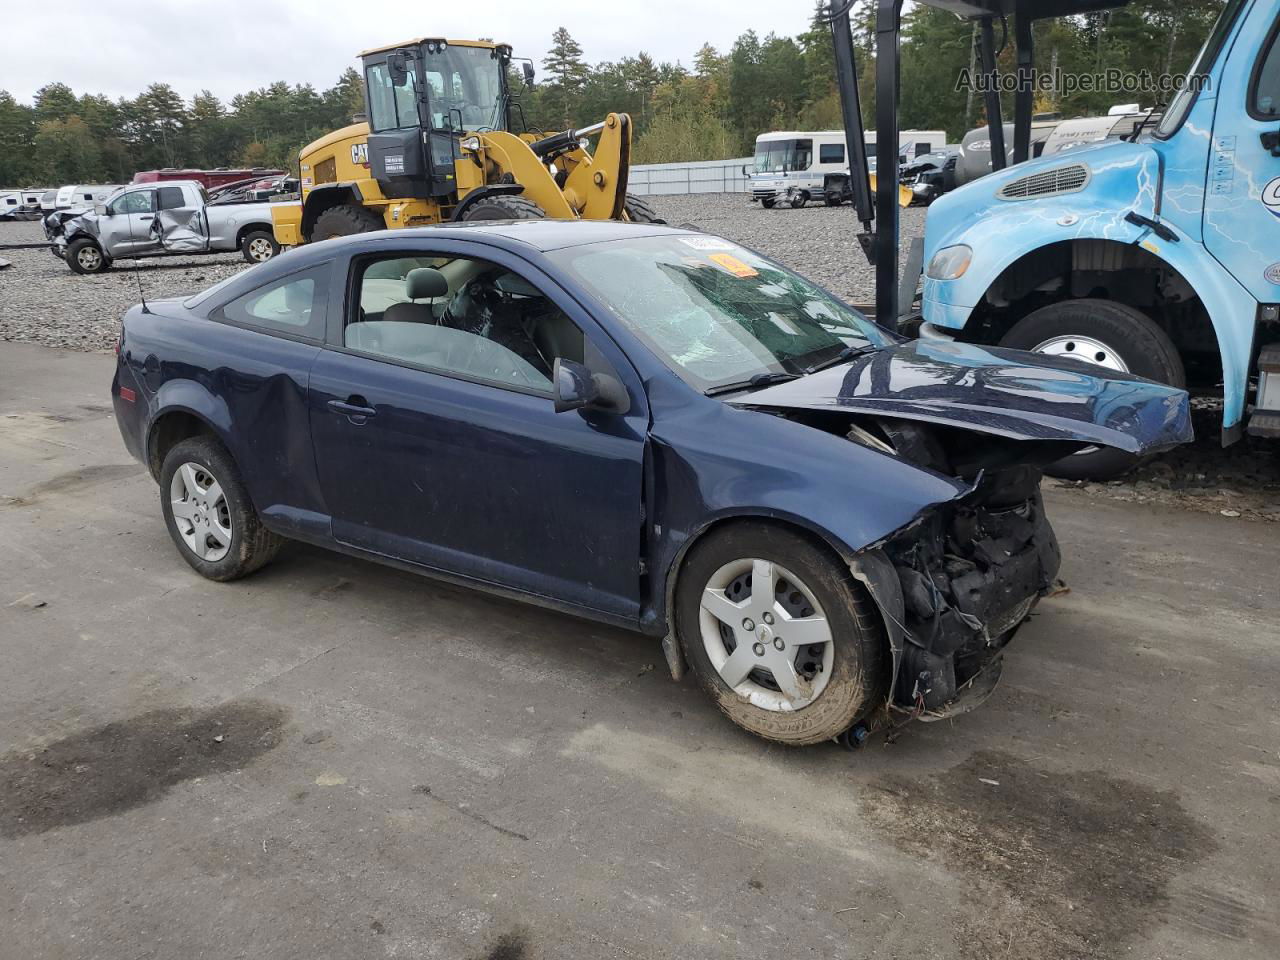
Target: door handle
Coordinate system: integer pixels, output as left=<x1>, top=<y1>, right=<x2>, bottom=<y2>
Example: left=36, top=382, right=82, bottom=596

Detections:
left=138, top=215, right=153, bottom=221
left=328, top=396, right=377, bottom=420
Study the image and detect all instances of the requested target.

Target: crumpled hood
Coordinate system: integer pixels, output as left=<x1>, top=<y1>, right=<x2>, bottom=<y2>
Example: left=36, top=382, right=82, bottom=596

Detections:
left=731, top=338, right=1192, bottom=454
left=45, top=207, right=98, bottom=242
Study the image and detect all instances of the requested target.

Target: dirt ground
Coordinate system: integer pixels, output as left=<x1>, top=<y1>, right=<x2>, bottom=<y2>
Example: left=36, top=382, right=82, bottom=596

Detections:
left=1, top=343, right=1277, bottom=960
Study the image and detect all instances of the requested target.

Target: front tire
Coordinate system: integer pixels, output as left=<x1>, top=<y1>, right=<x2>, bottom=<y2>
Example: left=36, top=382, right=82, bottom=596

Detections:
left=66, top=238, right=109, bottom=274
left=760, top=197, right=777, bottom=209
left=460, top=195, right=547, bottom=221
left=1000, top=298, right=1186, bottom=481
left=240, top=229, right=279, bottom=264
left=789, top=191, right=809, bottom=209
left=676, top=523, right=885, bottom=746
left=160, top=437, right=283, bottom=581
left=311, top=203, right=386, bottom=241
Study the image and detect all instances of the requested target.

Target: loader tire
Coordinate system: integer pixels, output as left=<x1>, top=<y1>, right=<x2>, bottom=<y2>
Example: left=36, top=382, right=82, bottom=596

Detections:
left=623, top=194, right=664, bottom=223
left=311, top=203, right=386, bottom=241
left=461, top=195, right=547, bottom=221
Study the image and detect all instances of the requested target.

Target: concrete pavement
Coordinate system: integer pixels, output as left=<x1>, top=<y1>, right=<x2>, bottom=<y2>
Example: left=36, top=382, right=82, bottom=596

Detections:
left=1, top=341, right=1277, bottom=960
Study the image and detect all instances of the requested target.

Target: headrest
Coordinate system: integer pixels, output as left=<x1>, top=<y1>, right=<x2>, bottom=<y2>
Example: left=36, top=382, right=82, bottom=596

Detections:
left=406, top=267, right=448, bottom=300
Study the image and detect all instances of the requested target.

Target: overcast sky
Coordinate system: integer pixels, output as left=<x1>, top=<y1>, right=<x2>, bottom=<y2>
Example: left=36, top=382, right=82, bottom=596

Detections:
left=11, top=1, right=817, bottom=104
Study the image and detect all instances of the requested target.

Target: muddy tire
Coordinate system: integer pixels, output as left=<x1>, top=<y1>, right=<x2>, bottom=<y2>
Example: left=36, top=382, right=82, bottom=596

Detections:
left=66, top=237, right=109, bottom=275
left=311, top=203, right=386, bottom=241
left=240, top=229, right=279, bottom=264
left=1000, top=298, right=1185, bottom=481
left=623, top=193, right=664, bottom=223
left=461, top=195, right=547, bottom=221
left=676, top=522, right=885, bottom=746
left=160, top=437, right=283, bottom=582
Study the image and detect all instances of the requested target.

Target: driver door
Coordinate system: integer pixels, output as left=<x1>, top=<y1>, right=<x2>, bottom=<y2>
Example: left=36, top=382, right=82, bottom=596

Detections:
left=99, top=189, right=161, bottom=255
left=307, top=241, right=650, bottom=622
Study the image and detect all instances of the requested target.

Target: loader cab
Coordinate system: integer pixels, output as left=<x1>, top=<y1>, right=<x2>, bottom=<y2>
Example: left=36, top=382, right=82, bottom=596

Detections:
left=361, top=39, right=513, bottom=200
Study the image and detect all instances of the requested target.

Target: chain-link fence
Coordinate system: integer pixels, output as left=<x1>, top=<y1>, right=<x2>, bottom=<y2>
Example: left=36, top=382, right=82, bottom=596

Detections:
left=627, top=158, right=753, bottom=196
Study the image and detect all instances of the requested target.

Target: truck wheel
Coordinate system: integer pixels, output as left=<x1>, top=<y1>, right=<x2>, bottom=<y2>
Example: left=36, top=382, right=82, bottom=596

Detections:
left=824, top=193, right=843, bottom=207
left=623, top=194, right=664, bottom=223
left=789, top=191, right=809, bottom=209
left=240, top=229, right=279, bottom=264
left=760, top=197, right=777, bottom=209
left=676, top=522, right=885, bottom=746
left=311, top=203, right=386, bottom=241
left=66, top=238, right=109, bottom=275
left=1000, top=298, right=1186, bottom=481
left=460, top=195, right=547, bottom=221
left=160, top=436, right=283, bottom=582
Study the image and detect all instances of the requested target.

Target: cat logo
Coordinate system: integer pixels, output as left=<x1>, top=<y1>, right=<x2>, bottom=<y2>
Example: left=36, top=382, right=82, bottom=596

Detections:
left=1263, top=176, right=1280, bottom=219
left=350, top=142, right=369, bottom=166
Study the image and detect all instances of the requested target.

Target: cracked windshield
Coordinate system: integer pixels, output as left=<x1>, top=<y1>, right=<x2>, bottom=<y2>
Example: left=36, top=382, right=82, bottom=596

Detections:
left=550, top=235, right=888, bottom=391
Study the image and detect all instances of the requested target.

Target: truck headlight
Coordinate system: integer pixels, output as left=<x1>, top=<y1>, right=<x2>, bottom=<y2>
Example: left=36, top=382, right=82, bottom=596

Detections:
left=926, top=244, right=972, bottom=280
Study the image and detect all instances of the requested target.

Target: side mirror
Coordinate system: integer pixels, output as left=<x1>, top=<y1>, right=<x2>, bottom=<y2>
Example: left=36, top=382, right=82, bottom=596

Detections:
left=94, top=203, right=108, bottom=216
left=553, top=358, right=626, bottom=414
left=387, top=52, right=410, bottom=85
left=741, top=164, right=749, bottom=177
left=522, top=62, right=536, bottom=87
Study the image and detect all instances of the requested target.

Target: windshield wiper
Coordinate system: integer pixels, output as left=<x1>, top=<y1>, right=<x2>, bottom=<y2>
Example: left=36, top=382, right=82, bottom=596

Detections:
left=705, top=371, right=799, bottom=396
left=804, top=342, right=879, bottom=374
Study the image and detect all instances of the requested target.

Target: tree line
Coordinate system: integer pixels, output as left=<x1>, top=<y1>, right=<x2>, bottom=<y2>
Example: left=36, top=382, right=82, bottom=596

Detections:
left=0, top=0, right=1223, bottom=188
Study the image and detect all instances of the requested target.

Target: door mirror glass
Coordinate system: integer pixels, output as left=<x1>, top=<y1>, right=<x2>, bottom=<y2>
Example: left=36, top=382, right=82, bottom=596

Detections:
left=387, top=52, right=410, bottom=86
left=553, top=358, right=599, bottom=412
left=553, top=357, right=627, bottom=414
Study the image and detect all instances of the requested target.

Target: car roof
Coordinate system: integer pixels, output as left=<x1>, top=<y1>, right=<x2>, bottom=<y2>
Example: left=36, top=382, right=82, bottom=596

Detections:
left=305, top=218, right=692, bottom=256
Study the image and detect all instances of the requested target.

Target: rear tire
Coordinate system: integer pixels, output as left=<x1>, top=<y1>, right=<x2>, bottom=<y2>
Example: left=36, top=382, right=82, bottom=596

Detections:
left=240, top=229, right=279, bottom=264
left=623, top=193, right=664, bottom=223
left=676, top=522, right=885, bottom=746
left=160, top=437, right=283, bottom=582
left=760, top=197, right=777, bottom=209
left=824, top=193, right=843, bottom=207
left=311, top=203, right=386, bottom=241
left=789, top=191, right=809, bottom=209
left=66, top=237, right=109, bottom=274
left=460, top=195, right=547, bottom=221
left=999, top=298, right=1186, bottom=481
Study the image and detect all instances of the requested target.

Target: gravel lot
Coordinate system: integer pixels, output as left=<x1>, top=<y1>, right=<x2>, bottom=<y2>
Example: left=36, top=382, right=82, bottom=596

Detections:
left=0, top=197, right=917, bottom=352
left=2, top=196, right=1275, bottom=518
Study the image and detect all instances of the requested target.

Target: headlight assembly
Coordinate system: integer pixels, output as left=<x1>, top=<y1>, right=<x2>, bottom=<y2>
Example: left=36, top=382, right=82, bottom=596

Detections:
left=925, top=244, right=972, bottom=280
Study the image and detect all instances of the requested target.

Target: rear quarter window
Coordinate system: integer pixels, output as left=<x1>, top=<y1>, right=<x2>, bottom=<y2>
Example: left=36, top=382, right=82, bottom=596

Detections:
left=209, top=265, right=328, bottom=341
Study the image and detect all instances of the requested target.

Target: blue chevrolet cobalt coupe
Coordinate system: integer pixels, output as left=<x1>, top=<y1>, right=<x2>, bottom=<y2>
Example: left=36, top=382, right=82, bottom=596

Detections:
left=112, top=220, right=1191, bottom=745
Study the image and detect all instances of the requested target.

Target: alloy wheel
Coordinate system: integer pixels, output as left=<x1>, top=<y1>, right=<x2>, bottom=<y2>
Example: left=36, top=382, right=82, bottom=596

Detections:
left=77, top=246, right=102, bottom=270
left=698, top=558, right=835, bottom=711
left=169, top=462, right=232, bottom=562
left=247, top=237, right=274, bottom=262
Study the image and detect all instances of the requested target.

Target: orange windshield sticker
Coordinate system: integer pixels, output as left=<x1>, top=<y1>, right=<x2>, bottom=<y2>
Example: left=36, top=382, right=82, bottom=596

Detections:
left=708, top=253, right=759, bottom=277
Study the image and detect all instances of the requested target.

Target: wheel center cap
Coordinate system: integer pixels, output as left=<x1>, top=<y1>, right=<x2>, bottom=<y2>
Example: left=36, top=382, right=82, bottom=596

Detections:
left=757, top=624, right=773, bottom=644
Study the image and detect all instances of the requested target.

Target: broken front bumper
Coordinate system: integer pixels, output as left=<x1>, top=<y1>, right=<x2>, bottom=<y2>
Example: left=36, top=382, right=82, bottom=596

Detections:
left=852, top=480, right=1061, bottom=723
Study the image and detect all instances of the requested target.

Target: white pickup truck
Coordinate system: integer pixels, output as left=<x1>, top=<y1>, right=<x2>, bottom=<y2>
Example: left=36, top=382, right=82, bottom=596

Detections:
left=45, top=179, right=285, bottom=275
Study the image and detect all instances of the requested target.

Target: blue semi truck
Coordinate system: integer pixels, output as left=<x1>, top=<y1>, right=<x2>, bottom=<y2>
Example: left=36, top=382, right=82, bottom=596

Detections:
left=917, top=0, right=1279, bottom=478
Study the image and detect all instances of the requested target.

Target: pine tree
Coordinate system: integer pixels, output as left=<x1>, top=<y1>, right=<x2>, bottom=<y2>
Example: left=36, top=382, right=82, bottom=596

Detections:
left=542, top=27, right=589, bottom=126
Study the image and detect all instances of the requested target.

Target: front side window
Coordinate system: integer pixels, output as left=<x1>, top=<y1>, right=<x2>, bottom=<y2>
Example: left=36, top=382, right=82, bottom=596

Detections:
left=819, top=143, right=845, bottom=164
left=109, top=191, right=155, bottom=216
left=343, top=252, right=584, bottom=393
left=1252, top=18, right=1280, bottom=118
left=548, top=235, right=890, bottom=393
left=212, top=266, right=327, bottom=339
left=366, top=61, right=418, bottom=132
left=753, top=139, right=815, bottom=173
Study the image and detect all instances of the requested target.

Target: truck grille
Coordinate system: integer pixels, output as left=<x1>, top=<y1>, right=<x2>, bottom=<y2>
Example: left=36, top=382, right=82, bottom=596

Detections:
left=997, top=163, right=1090, bottom=200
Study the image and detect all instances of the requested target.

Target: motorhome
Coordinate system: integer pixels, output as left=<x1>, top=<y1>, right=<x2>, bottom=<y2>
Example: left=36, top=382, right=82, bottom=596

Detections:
left=53, top=184, right=124, bottom=210
left=748, top=129, right=945, bottom=207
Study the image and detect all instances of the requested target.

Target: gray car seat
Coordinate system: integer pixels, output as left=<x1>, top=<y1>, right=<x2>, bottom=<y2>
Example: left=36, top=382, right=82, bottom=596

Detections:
left=383, top=267, right=450, bottom=324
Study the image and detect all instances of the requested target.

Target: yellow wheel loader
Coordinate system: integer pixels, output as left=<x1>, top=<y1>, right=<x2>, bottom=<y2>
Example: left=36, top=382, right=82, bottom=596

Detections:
left=271, top=38, right=662, bottom=246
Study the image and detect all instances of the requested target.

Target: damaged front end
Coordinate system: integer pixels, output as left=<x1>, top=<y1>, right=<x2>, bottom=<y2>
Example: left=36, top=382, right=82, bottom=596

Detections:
left=846, top=420, right=1062, bottom=727
left=44, top=208, right=93, bottom=257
